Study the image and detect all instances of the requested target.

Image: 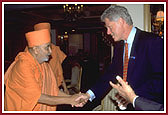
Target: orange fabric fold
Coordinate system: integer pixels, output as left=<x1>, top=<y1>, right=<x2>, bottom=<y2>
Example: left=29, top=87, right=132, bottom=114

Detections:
left=4, top=50, right=59, bottom=111
left=40, top=62, right=59, bottom=111
left=5, top=50, right=42, bottom=111
left=49, top=43, right=67, bottom=86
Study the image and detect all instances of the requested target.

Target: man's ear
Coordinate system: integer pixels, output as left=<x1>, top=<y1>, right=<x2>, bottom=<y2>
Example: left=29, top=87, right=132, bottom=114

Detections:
left=33, top=47, right=39, bottom=55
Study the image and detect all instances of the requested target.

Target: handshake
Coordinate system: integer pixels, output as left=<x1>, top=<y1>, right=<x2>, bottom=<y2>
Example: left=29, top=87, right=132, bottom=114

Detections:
left=67, top=76, right=133, bottom=109
left=68, top=92, right=91, bottom=107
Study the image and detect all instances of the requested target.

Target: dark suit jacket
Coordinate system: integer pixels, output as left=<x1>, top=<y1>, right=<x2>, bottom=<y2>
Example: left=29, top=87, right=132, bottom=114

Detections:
left=135, top=97, right=164, bottom=110
left=90, top=28, right=164, bottom=105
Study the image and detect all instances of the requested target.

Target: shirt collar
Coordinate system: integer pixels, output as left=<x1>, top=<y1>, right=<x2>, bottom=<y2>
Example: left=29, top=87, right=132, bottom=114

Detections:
left=125, top=26, right=136, bottom=44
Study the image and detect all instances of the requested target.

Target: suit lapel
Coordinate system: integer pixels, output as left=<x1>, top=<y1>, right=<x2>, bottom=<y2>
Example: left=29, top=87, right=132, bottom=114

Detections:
left=120, top=41, right=124, bottom=77
left=127, top=28, right=141, bottom=79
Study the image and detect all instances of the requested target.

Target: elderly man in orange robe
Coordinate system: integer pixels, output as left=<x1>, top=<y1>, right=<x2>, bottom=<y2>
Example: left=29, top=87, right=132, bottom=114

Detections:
left=34, top=22, right=69, bottom=94
left=4, top=29, right=82, bottom=111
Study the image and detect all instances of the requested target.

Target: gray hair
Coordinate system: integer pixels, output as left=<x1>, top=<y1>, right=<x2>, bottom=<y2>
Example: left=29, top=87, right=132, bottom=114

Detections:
left=101, top=5, right=133, bottom=25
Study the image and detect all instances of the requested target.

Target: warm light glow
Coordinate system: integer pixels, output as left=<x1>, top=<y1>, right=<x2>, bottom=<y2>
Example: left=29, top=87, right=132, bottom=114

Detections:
left=58, top=35, right=61, bottom=39
left=64, top=35, right=68, bottom=39
left=156, top=11, right=164, bottom=21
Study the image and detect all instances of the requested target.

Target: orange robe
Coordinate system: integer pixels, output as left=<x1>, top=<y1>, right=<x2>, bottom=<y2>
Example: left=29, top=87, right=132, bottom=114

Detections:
left=4, top=50, right=59, bottom=111
left=49, top=44, right=67, bottom=87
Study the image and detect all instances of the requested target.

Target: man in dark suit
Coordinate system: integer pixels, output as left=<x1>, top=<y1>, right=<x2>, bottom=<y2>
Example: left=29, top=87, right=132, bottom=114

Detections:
left=75, top=5, right=164, bottom=110
left=110, top=76, right=164, bottom=110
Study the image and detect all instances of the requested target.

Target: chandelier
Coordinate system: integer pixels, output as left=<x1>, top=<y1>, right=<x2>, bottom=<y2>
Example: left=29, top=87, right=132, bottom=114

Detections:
left=63, top=4, right=84, bottom=22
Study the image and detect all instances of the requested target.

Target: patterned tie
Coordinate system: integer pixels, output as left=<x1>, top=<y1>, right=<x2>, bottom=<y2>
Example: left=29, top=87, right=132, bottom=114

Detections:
left=123, top=42, right=129, bottom=82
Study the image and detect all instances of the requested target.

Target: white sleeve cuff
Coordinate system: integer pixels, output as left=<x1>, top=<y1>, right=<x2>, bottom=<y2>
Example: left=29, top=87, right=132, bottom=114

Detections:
left=133, top=96, right=139, bottom=107
left=86, top=90, right=96, bottom=101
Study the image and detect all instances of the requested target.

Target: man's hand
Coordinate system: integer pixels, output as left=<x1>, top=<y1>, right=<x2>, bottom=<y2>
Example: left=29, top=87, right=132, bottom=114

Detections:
left=73, top=92, right=90, bottom=107
left=109, top=76, right=137, bottom=104
left=68, top=93, right=85, bottom=107
left=115, top=92, right=129, bottom=109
